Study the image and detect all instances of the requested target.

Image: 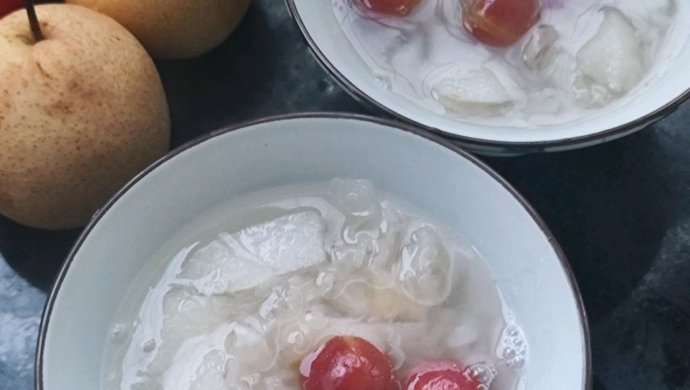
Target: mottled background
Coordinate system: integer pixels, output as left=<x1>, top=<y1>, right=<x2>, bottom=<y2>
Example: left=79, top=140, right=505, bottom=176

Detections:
left=2, top=1, right=690, bottom=389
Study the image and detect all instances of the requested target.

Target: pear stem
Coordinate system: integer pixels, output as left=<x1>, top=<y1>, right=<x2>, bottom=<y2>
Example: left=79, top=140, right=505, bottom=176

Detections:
left=25, top=0, right=44, bottom=42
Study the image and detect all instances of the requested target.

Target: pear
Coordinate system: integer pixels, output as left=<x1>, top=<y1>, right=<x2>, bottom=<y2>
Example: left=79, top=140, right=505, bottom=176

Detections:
left=66, top=0, right=253, bottom=59
left=0, top=4, right=170, bottom=230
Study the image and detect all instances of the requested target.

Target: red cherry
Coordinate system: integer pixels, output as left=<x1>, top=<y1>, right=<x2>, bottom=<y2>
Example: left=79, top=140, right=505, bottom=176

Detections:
left=404, top=360, right=482, bottom=390
left=300, top=336, right=397, bottom=390
left=461, top=0, right=540, bottom=47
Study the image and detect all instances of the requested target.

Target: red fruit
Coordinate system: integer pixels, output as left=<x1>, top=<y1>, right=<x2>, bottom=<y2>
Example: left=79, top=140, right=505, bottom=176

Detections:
left=404, top=360, right=481, bottom=390
left=300, top=336, right=397, bottom=390
left=356, top=0, right=423, bottom=17
left=1, top=0, right=24, bottom=18
left=461, top=0, right=540, bottom=47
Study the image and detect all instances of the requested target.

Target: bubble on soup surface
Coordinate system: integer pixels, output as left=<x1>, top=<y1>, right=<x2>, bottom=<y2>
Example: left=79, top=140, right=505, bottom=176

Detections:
left=575, top=7, right=645, bottom=96
left=522, top=25, right=559, bottom=70
left=109, top=323, right=128, bottom=344
left=142, top=339, right=156, bottom=353
left=178, top=211, right=327, bottom=295
left=428, top=65, right=519, bottom=116
left=497, top=324, right=528, bottom=369
left=465, top=362, right=497, bottom=386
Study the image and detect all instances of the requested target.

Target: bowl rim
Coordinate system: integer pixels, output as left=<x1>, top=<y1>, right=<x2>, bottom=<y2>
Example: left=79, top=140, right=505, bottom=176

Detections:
left=35, top=112, right=592, bottom=390
left=284, top=0, right=690, bottom=154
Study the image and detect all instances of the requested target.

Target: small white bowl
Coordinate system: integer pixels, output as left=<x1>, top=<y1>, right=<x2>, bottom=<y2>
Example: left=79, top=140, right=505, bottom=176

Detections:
left=286, top=1, right=690, bottom=154
left=37, top=114, right=589, bottom=389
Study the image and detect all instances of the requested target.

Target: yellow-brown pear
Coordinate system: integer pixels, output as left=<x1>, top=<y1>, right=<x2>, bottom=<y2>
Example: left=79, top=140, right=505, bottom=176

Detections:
left=0, top=4, right=170, bottom=230
left=66, top=0, right=253, bottom=59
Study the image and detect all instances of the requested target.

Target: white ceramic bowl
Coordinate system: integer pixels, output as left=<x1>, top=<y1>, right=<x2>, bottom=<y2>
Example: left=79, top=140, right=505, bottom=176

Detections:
left=286, top=1, right=690, bottom=154
left=37, top=114, right=589, bottom=389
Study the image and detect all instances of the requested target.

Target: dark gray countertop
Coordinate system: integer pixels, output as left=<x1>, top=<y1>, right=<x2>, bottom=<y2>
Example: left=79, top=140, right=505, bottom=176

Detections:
left=1, top=1, right=689, bottom=389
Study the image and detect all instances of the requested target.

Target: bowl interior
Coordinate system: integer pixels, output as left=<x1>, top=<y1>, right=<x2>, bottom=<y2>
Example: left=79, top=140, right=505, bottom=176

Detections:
left=39, top=115, right=588, bottom=389
left=289, top=0, right=690, bottom=146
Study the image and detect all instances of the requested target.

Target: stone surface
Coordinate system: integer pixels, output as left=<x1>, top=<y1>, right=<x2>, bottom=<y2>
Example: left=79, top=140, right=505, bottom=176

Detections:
left=1, top=1, right=689, bottom=389
left=0, top=254, right=45, bottom=389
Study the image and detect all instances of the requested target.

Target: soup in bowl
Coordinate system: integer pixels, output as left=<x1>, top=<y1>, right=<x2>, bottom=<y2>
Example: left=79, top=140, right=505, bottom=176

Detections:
left=287, top=0, right=690, bottom=153
left=37, top=114, right=589, bottom=389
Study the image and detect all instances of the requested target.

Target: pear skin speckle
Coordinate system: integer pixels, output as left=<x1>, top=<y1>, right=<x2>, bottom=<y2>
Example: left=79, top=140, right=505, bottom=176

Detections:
left=0, top=4, right=170, bottom=230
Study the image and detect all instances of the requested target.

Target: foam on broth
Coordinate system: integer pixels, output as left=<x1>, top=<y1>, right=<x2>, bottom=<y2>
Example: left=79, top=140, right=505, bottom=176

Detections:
left=101, top=179, right=528, bottom=389
left=333, top=0, right=682, bottom=127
